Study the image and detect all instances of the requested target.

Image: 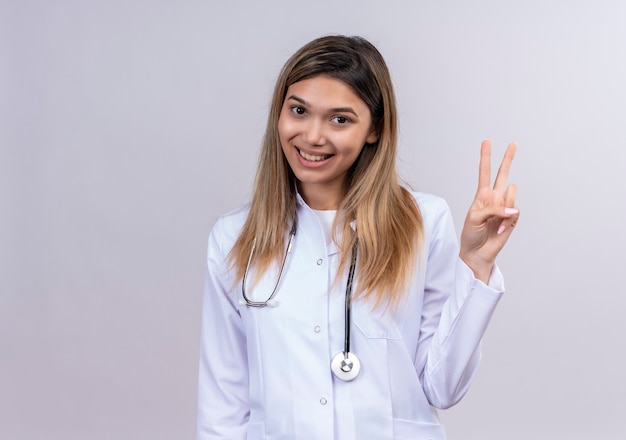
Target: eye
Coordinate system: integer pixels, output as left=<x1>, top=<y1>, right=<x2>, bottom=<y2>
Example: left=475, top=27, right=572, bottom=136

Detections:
left=290, top=105, right=306, bottom=116
left=332, top=115, right=350, bottom=124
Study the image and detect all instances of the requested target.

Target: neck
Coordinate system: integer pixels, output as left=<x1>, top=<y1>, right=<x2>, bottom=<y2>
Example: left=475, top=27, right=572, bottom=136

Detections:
left=298, top=182, right=345, bottom=210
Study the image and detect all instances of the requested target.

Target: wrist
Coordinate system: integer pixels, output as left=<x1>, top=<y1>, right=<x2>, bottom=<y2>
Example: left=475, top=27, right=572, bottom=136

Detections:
left=459, top=252, right=494, bottom=284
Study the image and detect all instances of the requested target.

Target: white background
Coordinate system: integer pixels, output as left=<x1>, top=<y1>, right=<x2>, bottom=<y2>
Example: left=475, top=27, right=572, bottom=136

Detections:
left=2, top=1, right=625, bottom=439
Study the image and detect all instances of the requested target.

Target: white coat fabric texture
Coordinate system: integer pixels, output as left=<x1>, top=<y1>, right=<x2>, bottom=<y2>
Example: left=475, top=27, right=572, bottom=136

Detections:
left=197, top=192, right=505, bottom=440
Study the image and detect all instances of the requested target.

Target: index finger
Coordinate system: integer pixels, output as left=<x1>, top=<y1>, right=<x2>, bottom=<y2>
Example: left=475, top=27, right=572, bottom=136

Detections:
left=478, top=139, right=492, bottom=190
left=493, top=142, right=517, bottom=191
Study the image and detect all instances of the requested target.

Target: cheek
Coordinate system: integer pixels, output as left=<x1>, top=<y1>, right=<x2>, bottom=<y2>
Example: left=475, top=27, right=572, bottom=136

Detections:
left=277, top=113, right=295, bottom=142
left=277, top=120, right=288, bottom=154
left=334, top=132, right=366, bottom=156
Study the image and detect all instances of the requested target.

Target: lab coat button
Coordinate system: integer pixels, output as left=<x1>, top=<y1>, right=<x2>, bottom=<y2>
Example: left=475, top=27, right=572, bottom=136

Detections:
left=314, top=326, right=321, bottom=333
left=316, top=258, right=323, bottom=265
left=320, top=397, right=327, bottom=405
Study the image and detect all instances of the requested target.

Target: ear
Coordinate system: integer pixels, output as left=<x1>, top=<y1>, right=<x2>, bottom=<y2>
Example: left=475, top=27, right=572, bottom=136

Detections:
left=366, top=127, right=379, bottom=144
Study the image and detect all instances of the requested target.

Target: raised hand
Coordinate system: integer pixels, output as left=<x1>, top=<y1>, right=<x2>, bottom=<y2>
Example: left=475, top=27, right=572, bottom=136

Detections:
left=460, top=140, right=520, bottom=283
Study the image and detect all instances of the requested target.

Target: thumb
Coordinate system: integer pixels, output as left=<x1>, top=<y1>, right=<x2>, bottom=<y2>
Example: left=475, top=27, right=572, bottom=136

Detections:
left=468, top=204, right=519, bottom=226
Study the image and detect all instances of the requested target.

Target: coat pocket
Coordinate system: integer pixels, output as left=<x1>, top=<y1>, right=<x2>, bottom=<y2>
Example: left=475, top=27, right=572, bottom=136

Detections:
left=246, top=421, right=265, bottom=440
left=352, top=302, right=402, bottom=340
left=393, top=418, right=446, bottom=439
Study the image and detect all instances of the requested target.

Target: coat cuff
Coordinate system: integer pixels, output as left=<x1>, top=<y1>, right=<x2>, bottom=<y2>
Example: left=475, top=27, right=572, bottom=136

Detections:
left=457, top=258, right=506, bottom=296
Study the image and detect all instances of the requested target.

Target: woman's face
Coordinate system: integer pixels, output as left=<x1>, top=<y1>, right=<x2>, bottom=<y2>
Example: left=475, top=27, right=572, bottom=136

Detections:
left=278, top=75, right=378, bottom=209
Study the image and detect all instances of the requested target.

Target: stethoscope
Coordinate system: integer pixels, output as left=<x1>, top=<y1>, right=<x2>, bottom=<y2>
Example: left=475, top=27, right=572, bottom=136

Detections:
left=239, top=222, right=361, bottom=381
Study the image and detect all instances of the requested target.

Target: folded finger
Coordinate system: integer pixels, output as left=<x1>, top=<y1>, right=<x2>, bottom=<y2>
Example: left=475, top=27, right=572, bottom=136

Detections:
left=503, top=183, right=518, bottom=208
left=498, top=208, right=520, bottom=235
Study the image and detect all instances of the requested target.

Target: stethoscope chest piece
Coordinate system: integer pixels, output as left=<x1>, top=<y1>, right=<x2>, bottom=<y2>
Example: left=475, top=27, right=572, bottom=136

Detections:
left=331, top=351, right=361, bottom=381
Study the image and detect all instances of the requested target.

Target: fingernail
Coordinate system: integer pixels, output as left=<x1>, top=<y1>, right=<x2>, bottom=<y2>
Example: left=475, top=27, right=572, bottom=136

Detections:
left=497, top=224, right=506, bottom=235
left=504, top=208, right=519, bottom=215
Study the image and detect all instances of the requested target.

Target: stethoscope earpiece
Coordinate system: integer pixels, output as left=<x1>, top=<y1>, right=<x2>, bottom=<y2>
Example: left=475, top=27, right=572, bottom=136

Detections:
left=266, top=299, right=279, bottom=307
left=239, top=298, right=280, bottom=308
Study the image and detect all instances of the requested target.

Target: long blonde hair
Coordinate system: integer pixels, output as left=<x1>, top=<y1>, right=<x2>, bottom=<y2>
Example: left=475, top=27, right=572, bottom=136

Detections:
left=229, top=35, right=423, bottom=309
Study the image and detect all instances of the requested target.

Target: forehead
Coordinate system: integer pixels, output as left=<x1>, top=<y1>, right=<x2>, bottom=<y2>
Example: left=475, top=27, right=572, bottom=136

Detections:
left=284, top=75, right=368, bottom=110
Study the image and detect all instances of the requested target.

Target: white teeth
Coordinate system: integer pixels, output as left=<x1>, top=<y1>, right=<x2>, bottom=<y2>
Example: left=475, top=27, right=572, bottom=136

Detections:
left=298, top=149, right=330, bottom=162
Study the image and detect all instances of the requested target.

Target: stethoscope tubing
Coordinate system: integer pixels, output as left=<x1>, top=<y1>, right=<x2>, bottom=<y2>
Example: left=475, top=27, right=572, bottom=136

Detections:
left=240, top=222, right=297, bottom=308
left=240, top=222, right=361, bottom=381
left=343, top=240, right=358, bottom=355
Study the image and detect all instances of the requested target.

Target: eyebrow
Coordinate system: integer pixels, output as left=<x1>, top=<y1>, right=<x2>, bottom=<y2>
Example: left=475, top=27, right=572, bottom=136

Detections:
left=286, top=95, right=359, bottom=117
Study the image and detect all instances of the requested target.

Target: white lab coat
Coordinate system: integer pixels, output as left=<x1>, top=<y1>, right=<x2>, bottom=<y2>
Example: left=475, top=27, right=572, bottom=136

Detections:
left=197, top=192, right=505, bottom=440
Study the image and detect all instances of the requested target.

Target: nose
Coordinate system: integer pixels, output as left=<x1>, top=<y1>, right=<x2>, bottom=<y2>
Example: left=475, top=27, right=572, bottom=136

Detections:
left=302, top=118, right=326, bottom=146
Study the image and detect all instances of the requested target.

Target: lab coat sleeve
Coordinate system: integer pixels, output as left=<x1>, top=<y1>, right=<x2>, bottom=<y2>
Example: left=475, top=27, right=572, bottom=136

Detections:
left=416, top=197, right=505, bottom=409
left=196, top=218, right=249, bottom=440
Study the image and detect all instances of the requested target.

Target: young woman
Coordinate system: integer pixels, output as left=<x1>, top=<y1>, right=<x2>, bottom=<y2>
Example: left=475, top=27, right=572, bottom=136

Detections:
left=197, top=35, right=519, bottom=440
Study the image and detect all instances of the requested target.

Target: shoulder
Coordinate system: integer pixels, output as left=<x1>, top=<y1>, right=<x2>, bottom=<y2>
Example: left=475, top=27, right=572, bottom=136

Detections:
left=208, top=203, right=251, bottom=254
left=408, top=191, right=456, bottom=248
left=410, top=191, right=452, bottom=224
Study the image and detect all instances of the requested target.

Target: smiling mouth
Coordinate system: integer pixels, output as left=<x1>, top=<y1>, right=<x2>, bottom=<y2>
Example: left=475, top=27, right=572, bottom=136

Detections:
left=297, top=148, right=332, bottom=162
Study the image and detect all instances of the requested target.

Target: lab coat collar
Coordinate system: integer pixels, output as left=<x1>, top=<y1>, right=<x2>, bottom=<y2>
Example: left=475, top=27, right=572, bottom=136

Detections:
left=295, top=191, right=358, bottom=257
left=295, top=192, right=357, bottom=231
